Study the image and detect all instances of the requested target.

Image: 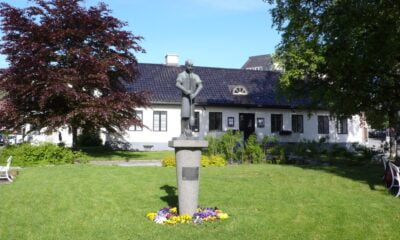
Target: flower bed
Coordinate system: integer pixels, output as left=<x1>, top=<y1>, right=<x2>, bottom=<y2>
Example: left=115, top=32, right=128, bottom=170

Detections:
left=146, top=207, right=229, bottom=225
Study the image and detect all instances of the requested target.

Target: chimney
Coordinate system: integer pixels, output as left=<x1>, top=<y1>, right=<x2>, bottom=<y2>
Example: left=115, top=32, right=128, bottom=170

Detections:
left=165, top=53, right=179, bottom=66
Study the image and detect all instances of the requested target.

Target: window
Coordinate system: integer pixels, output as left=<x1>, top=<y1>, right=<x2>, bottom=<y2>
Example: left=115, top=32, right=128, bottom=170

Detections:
left=129, top=110, right=143, bottom=131
left=257, top=118, right=265, bottom=128
left=209, top=112, right=222, bottom=131
left=191, top=112, right=200, bottom=132
left=232, top=86, right=248, bottom=96
left=318, top=116, right=329, bottom=134
left=271, top=114, right=283, bottom=133
left=227, top=117, right=235, bottom=128
left=153, top=111, right=167, bottom=132
left=337, top=118, right=348, bottom=134
left=292, top=114, right=304, bottom=133
left=246, top=66, right=263, bottom=71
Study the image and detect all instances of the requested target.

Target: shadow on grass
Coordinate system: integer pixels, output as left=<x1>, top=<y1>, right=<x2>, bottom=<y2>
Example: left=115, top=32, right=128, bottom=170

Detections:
left=293, top=163, right=384, bottom=191
left=79, top=147, right=147, bottom=160
left=160, top=185, right=178, bottom=207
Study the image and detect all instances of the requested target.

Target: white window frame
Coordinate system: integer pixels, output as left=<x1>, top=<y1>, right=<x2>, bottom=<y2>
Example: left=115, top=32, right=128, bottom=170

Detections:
left=129, top=110, right=143, bottom=131
left=153, top=111, right=167, bottom=132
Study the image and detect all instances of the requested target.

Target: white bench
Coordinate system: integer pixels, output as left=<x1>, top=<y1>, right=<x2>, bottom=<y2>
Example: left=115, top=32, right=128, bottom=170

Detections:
left=0, top=156, right=13, bottom=182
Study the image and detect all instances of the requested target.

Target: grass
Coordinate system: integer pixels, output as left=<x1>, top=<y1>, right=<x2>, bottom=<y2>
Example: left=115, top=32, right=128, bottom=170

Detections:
left=1, top=164, right=399, bottom=240
left=78, top=147, right=174, bottom=161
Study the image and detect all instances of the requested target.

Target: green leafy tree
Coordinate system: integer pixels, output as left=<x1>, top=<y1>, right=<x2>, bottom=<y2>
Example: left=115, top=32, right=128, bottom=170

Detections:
left=266, top=0, right=400, bottom=159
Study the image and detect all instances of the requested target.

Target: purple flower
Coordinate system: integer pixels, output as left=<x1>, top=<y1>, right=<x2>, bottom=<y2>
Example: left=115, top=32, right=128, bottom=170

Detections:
left=193, top=208, right=218, bottom=220
left=157, top=207, right=170, bottom=215
left=148, top=206, right=227, bottom=225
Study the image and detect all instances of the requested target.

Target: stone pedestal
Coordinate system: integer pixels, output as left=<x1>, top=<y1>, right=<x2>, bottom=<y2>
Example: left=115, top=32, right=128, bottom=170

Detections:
left=168, top=139, right=208, bottom=216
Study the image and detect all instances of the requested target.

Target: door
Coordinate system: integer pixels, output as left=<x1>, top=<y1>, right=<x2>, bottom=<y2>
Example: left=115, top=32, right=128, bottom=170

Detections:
left=239, top=113, right=255, bottom=141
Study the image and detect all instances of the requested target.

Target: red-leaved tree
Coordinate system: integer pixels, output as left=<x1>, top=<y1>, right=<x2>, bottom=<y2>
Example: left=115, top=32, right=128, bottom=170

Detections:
left=0, top=0, right=149, bottom=148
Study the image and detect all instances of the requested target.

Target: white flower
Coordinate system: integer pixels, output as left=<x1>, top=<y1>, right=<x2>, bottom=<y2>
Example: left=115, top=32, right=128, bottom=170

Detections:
left=154, top=215, right=167, bottom=224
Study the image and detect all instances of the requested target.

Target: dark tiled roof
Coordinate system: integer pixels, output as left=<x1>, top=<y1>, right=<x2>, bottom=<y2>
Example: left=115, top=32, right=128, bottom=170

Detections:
left=125, top=63, right=304, bottom=108
left=241, top=54, right=274, bottom=71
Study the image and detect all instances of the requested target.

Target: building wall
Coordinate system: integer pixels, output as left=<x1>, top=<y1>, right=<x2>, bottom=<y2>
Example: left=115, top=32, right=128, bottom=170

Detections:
left=23, top=104, right=365, bottom=150
left=114, top=105, right=365, bottom=150
left=114, top=105, right=182, bottom=150
left=27, top=126, right=73, bottom=146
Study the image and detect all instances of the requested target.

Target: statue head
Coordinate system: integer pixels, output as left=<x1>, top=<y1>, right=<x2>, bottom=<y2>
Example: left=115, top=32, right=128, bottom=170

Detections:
left=185, top=59, right=193, bottom=73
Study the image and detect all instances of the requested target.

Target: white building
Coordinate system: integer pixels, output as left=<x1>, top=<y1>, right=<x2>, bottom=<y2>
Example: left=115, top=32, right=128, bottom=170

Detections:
left=27, top=55, right=368, bottom=150
left=105, top=55, right=367, bottom=150
left=122, top=105, right=366, bottom=151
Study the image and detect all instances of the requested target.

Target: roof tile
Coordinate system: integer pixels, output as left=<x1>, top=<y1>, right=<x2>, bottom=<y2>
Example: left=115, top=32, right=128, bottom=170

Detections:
left=125, top=63, right=305, bottom=108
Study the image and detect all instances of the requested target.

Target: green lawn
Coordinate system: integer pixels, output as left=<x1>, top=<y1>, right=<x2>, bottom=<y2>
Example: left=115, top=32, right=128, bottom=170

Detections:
left=79, top=147, right=174, bottom=161
left=1, top=164, right=399, bottom=240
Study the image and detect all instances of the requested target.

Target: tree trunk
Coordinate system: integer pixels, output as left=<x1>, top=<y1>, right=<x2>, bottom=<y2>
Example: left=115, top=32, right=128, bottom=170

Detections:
left=388, top=111, right=398, bottom=160
left=21, top=126, right=25, bottom=143
left=72, top=126, right=78, bottom=150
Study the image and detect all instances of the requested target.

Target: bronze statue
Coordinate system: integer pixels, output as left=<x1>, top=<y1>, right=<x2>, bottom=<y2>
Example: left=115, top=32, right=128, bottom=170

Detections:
left=176, top=60, right=203, bottom=137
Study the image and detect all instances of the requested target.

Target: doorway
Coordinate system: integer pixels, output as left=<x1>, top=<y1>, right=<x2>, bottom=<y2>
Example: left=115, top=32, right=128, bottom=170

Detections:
left=239, top=113, right=255, bottom=141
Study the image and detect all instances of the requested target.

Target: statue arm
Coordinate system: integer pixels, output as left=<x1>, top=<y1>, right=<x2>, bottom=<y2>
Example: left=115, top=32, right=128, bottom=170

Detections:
left=190, top=82, right=203, bottom=99
left=176, top=75, right=190, bottom=95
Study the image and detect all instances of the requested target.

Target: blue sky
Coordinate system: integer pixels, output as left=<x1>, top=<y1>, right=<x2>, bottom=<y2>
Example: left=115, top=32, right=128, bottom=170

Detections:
left=0, top=0, right=281, bottom=69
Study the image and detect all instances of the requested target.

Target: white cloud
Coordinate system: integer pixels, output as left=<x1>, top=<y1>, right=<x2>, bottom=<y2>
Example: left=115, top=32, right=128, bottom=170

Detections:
left=192, top=0, right=266, bottom=11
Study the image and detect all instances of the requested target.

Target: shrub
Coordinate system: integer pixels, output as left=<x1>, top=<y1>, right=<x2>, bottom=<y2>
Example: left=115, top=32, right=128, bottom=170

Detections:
left=280, top=140, right=378, bottom=166
left=0, top=143, right=87, bottom=167
left=327, top=144, right=350, bottom=162
left=234, top=147, right=245, bottom=163
left=265, top=144, right=286, bottom=164
left=262, top=135, right=278, bottom=147
left=162, top=156, right=176, bottom=167
left=210, top=154, right=227, bottom=166
left=346, top=143, right=376, bottom=165
left=202, top=154, right=226, bottom=167
left=262, top=135, right=289, bottom=164
left=220, top=130, right=243, bottom=163
left=162, top=155, right=226, bottom=167
left=77, top=128, right=102, bottom=147
left=278, top=147, right=286, bottom=164
left=243, top=135, right=265, bottom=164
left=201, top=155, right=209, bottom=167
left=204, top=135, right=222, bottom=156
left=204, top=131, right=244, bottom=163
left=285, top=140, right=321, bottom=162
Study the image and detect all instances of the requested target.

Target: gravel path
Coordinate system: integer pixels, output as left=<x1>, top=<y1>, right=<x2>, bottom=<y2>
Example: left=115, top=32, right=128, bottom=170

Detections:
left=89, top=160, right=162, bottom=167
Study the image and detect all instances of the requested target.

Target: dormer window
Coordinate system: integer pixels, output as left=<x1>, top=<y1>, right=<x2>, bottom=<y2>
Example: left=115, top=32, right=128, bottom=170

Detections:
left=246, top=66, right=263, bottom=71
left=232, top=86, right=248, bottom=96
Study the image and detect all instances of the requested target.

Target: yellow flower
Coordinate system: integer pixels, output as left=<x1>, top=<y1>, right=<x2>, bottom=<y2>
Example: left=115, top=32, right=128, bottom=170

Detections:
left=181, top=214, right=192, bottom=220
left=165, top=219, right=177, bottom=225
left=170, top=207, right=177, bottom=214
left=217, top=213, right=229, bottom=220
left=178, top=214, right=192, bottom=224
left=146, top=212, right=157, bottom=221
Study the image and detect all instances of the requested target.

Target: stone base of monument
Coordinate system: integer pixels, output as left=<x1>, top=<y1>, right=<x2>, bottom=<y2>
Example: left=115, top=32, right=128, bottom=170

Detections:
left=168, top=139, right=208, bottom=216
